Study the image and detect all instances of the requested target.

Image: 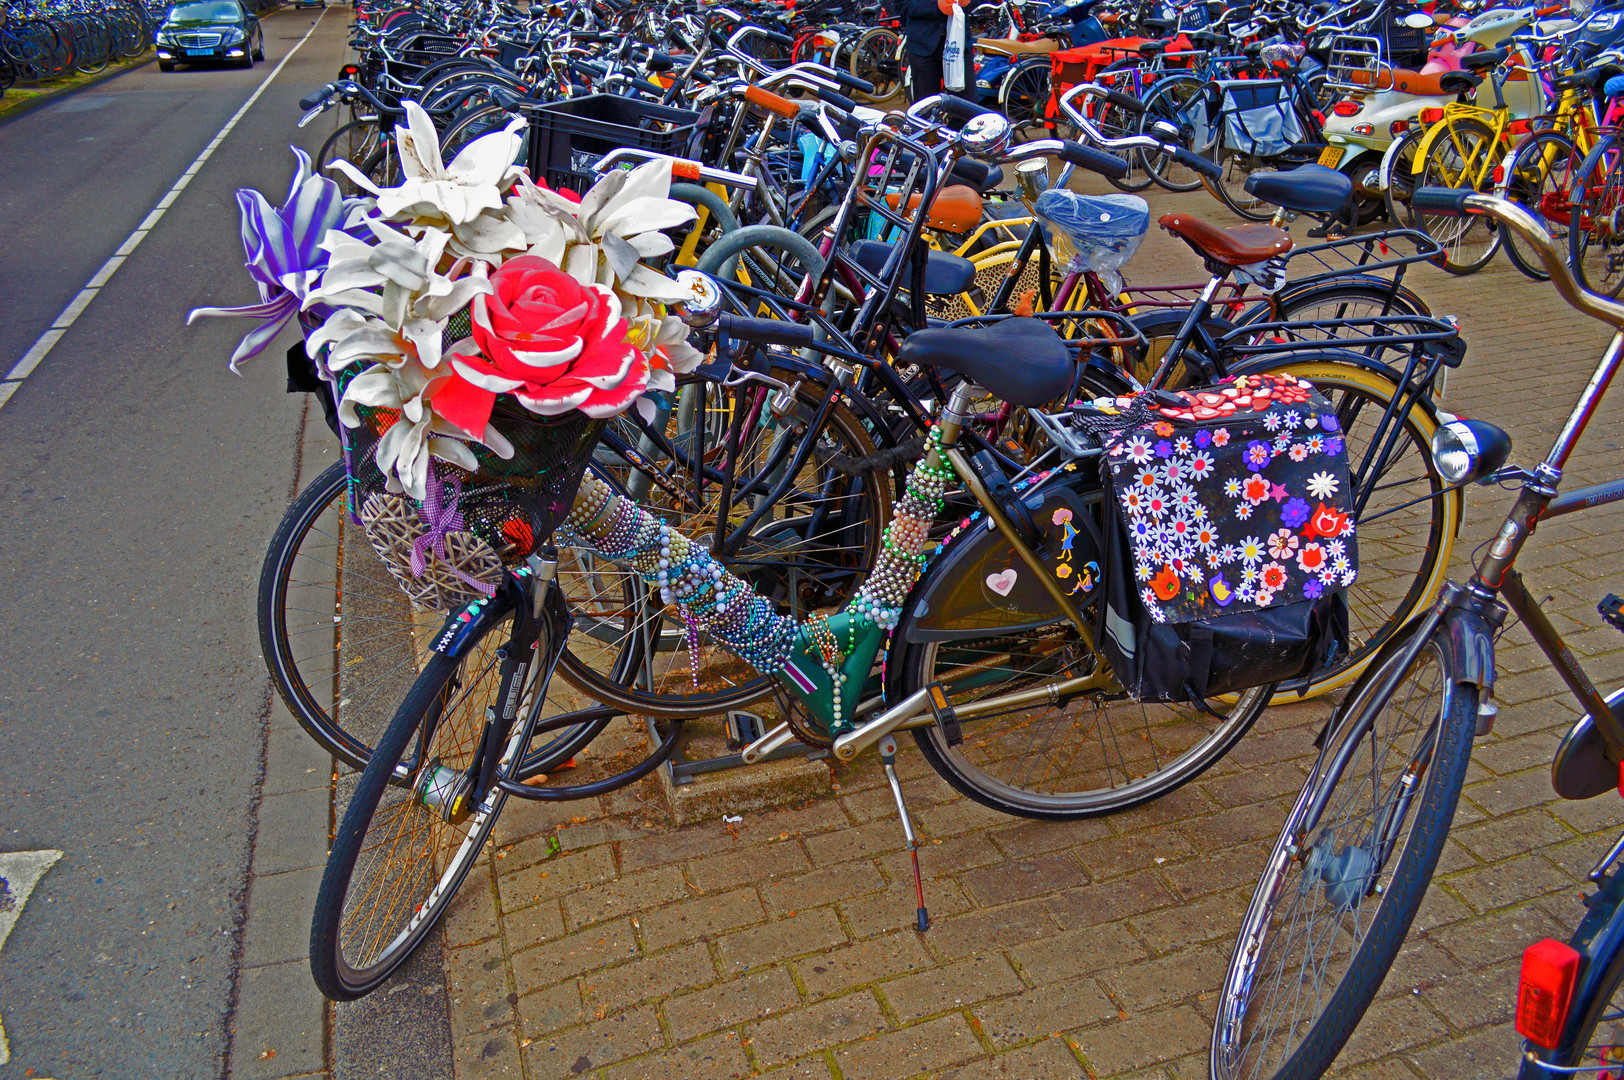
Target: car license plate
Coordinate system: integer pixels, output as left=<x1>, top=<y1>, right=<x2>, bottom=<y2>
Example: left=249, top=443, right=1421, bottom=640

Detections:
left=1318, top=146, right=1345, bottom=169
left=187, top=47, right=213, bottom=55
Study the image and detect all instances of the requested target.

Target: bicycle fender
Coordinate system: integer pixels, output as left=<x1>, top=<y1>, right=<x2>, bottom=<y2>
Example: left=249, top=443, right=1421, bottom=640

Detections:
left=429, top=589, right=517, bottom=659
left=897, top=461, right=1105, bottom=644
left=1441, top=604, right=1497, bottom=693
left=1241, top=276, right=1433, bottom=324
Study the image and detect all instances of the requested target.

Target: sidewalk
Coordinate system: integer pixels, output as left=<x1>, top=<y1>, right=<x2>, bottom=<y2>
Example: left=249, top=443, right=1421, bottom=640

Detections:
left=430, top=183, right=1624, bottom=1080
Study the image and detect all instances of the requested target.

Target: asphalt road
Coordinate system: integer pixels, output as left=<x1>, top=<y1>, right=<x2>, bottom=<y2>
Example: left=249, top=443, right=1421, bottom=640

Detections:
left=0, top=12, right=355, bottom=1076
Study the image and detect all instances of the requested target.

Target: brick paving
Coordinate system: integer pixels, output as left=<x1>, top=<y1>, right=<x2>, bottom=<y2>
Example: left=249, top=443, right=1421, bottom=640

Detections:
left=438, top=184, right=1624, bottom=1080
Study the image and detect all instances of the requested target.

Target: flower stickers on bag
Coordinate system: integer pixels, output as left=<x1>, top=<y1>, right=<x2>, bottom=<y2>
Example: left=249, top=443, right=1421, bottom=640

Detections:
left=191, top=102, right=707, bottom=501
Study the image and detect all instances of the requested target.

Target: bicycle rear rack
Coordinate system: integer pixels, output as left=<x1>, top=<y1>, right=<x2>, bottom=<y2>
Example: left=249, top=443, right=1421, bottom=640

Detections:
left=1325, top=33, right=1389, bottom=94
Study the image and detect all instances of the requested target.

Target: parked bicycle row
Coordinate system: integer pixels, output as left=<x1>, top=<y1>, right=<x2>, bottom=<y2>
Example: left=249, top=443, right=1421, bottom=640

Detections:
left=181, top=0, right=1624, bottom=1074
left=0, top=0, right=161, bottom=90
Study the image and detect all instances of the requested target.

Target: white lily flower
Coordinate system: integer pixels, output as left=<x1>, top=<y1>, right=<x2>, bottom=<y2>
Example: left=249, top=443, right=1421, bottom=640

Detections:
left=327, top=101, right=526, bottom=227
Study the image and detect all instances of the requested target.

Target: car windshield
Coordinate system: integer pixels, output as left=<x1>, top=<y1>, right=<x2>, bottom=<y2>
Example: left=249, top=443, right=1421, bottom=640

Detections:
left=167, top=1, right=241, bottom=22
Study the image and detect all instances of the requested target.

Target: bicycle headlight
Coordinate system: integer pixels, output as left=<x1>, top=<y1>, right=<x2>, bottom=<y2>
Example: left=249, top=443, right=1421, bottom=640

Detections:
left=1431, top=417, right=1512, bottom=484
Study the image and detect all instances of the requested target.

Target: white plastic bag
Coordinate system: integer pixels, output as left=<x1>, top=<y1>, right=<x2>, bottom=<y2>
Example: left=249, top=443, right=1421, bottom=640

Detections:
left=943, top=4, right=967, bottom=91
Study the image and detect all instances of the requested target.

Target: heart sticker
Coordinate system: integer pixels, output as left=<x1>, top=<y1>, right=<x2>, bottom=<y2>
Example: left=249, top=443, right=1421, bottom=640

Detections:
left=986, top=569, right=1018, bottom=596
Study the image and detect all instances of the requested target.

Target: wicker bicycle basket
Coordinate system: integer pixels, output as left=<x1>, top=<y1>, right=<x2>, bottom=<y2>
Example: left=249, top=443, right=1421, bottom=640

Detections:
left=337, top=310, right=606, bottom=611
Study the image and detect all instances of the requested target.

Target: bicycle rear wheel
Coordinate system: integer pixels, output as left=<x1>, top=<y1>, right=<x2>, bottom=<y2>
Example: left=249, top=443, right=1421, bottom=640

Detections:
left=1211, top=622, right=1477, bottom=1080
left=309, top=612, right=523, bottom=1000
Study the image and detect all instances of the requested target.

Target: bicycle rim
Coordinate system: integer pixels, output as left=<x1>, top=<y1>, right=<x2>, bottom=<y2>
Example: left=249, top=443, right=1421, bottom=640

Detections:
left=901, top=622, right=1272, bottom=819
left=1212, top=624, right=1476, bottom=1079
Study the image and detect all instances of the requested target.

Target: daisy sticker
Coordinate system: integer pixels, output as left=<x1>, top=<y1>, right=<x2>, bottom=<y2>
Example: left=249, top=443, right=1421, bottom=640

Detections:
left=1307, top=471, right=1339, bottom=499
left=1239, top=536, right=1264, bottom=565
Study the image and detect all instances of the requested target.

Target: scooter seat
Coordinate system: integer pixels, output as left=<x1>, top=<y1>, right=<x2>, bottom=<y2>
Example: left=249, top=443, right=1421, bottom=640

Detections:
left=1346, top=66, right=1452, bottom=96
left=848, top=240, right=978, bottom=296
left=1137, top=39, right=1169, bottom=58
left=977, top=36, right=1062, bottom=56
left=1244, top=164, right=1353, bottom=216
left=897, top=318, right=1073, bottom=407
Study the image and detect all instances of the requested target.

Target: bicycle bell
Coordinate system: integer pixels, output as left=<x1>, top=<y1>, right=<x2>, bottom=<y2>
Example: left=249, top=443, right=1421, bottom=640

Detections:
left=959, top=110, right=1011, bottom=155
left=1015, top=158, right=1052, bottom=202
left=672, top=269, right=723, bottom=329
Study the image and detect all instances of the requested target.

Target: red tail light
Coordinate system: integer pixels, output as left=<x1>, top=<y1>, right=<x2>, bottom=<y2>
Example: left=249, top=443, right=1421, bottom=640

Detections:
left=1333, top=100, right=1362, bottom=116
left=1493, top=164, right=1505, bottom=185
left=1516, top=938, right=1581, bottom=1049
left=1420, top=107, right=1445, bottom=124
left=1391, top=120, right=1411, bottom=136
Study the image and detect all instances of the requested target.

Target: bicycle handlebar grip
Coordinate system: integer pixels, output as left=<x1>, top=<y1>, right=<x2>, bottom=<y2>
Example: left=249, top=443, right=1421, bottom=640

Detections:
left=933, top=95, right=987, bottom=122
left=743, top=84, right=802, bottom=118
left=1057, top=139, right=1129, bottom=180
left=762, top=29, right=796, bottom=44
left=632, top=77, right=667, bottom=95
left=719, top=315, right=816, bottom=347
left=299, top=85, right=332, bottom=110
left=1173, top=146, right=1221, bottom=179
left=1410, top=187, right=1474, bottom=216
left=1104, top=88, right=1146, bottom=114
left=832, top=68, right=876, bottom=94
left=814, top=85, right=858, bottom=112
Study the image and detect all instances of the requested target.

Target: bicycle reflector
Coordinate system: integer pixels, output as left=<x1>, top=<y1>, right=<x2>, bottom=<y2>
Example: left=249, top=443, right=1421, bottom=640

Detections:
left=1420, top=107, right=1445, bottom=124
left=1516, top=938, right=1581, bottom=1048
left=1431, top=417, right=1512, bottom=484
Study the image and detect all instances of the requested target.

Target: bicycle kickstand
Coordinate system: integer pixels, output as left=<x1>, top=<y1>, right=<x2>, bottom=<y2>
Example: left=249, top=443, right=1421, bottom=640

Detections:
left=879, top=733, right=929, bottom=933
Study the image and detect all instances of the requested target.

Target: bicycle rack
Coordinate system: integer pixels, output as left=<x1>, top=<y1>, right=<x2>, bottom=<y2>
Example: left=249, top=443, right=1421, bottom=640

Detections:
left=1325, top=34, right=1389, bottom=93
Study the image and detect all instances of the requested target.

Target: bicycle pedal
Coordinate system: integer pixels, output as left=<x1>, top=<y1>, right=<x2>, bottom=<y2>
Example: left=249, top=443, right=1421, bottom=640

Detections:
left=725, top=711, right=765, bottom=751
left=1601, top=594, right=1624, bottom=633
left=925, top=682, right=962, bottom=746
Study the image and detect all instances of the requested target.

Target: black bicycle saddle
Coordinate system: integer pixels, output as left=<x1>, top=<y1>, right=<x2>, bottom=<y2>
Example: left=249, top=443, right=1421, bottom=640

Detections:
left=898, top=318, right=1073, bottom=407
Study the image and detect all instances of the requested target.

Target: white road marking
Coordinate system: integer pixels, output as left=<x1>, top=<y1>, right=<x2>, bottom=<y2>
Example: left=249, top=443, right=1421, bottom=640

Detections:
left=0, top=849, right=65, bottom=1066
left=0, top=6, right=330, bottom=413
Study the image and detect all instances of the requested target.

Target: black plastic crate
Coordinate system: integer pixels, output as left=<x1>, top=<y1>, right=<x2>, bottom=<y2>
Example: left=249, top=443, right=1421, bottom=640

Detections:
left=526, top=94, right=706, bottom=194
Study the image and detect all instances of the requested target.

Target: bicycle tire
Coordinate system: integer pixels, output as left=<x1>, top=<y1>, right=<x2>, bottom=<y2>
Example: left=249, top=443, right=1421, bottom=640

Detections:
left=309, top=620, right=518, bottom=1000
left=1500, top=129, right=1575, bottom=283
left=888, top=367, right=1273, bottom=820
left=850, top=27, right=901, bottom=103
left=1094, top=60, right=1155, bottom=193
left=998, top=58, right=1052, bottom=141
left=694, top=223, right=828, bottom=297
left=1211, top=620, right=1478, bottom=1080
left=1139, top=73, right=1206, bottom=192
left=1569, top=133, right=1624, bottom=298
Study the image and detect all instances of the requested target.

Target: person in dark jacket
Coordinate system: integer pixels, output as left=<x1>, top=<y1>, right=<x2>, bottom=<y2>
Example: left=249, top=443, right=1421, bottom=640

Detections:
left=897, top=0, right=971, bottom=101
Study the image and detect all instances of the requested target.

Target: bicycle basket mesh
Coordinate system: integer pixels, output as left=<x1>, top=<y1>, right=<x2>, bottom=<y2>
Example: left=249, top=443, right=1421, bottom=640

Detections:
left=340, top=307, right=606, bottom=609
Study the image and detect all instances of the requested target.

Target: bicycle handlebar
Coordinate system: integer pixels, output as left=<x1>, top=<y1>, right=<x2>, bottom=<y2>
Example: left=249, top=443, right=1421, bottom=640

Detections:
left=1413, top=189, right=1624, bottom=329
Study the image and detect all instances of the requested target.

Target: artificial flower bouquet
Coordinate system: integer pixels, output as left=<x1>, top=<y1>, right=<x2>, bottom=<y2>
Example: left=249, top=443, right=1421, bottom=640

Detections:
left=192, top=103, right=708, bottom=608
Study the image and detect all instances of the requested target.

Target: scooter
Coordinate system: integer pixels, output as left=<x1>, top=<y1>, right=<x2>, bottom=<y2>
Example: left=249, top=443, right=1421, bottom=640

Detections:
left=1323, top=3, right=1575, bottom=221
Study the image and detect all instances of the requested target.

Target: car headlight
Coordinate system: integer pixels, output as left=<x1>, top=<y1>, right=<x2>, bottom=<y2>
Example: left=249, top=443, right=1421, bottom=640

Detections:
left=222, top=27, right=246, bottom=43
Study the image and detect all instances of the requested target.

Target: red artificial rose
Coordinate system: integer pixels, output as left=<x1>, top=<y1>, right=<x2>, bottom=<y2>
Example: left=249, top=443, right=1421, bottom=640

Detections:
left=435, top=256, right=649, bottom=435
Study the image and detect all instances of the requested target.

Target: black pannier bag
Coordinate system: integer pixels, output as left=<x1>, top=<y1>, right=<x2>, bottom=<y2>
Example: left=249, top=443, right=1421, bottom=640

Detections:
left=1086, top=374, right=1357, bottom=702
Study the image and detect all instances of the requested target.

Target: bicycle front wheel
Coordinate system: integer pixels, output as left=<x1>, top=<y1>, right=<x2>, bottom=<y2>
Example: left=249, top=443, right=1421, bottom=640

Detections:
left=309, top=611, right=526, bottom=1000
left=1501, top=129, right=1576, bottom=283
left=1211, top=622, right=1478, bottom=1080
left=1407, top=117, right=1502, bottom=275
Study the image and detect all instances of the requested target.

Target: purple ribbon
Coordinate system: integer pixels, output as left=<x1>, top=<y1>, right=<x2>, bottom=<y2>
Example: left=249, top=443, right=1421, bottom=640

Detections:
left=411, top=470, right=497, bottom=598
